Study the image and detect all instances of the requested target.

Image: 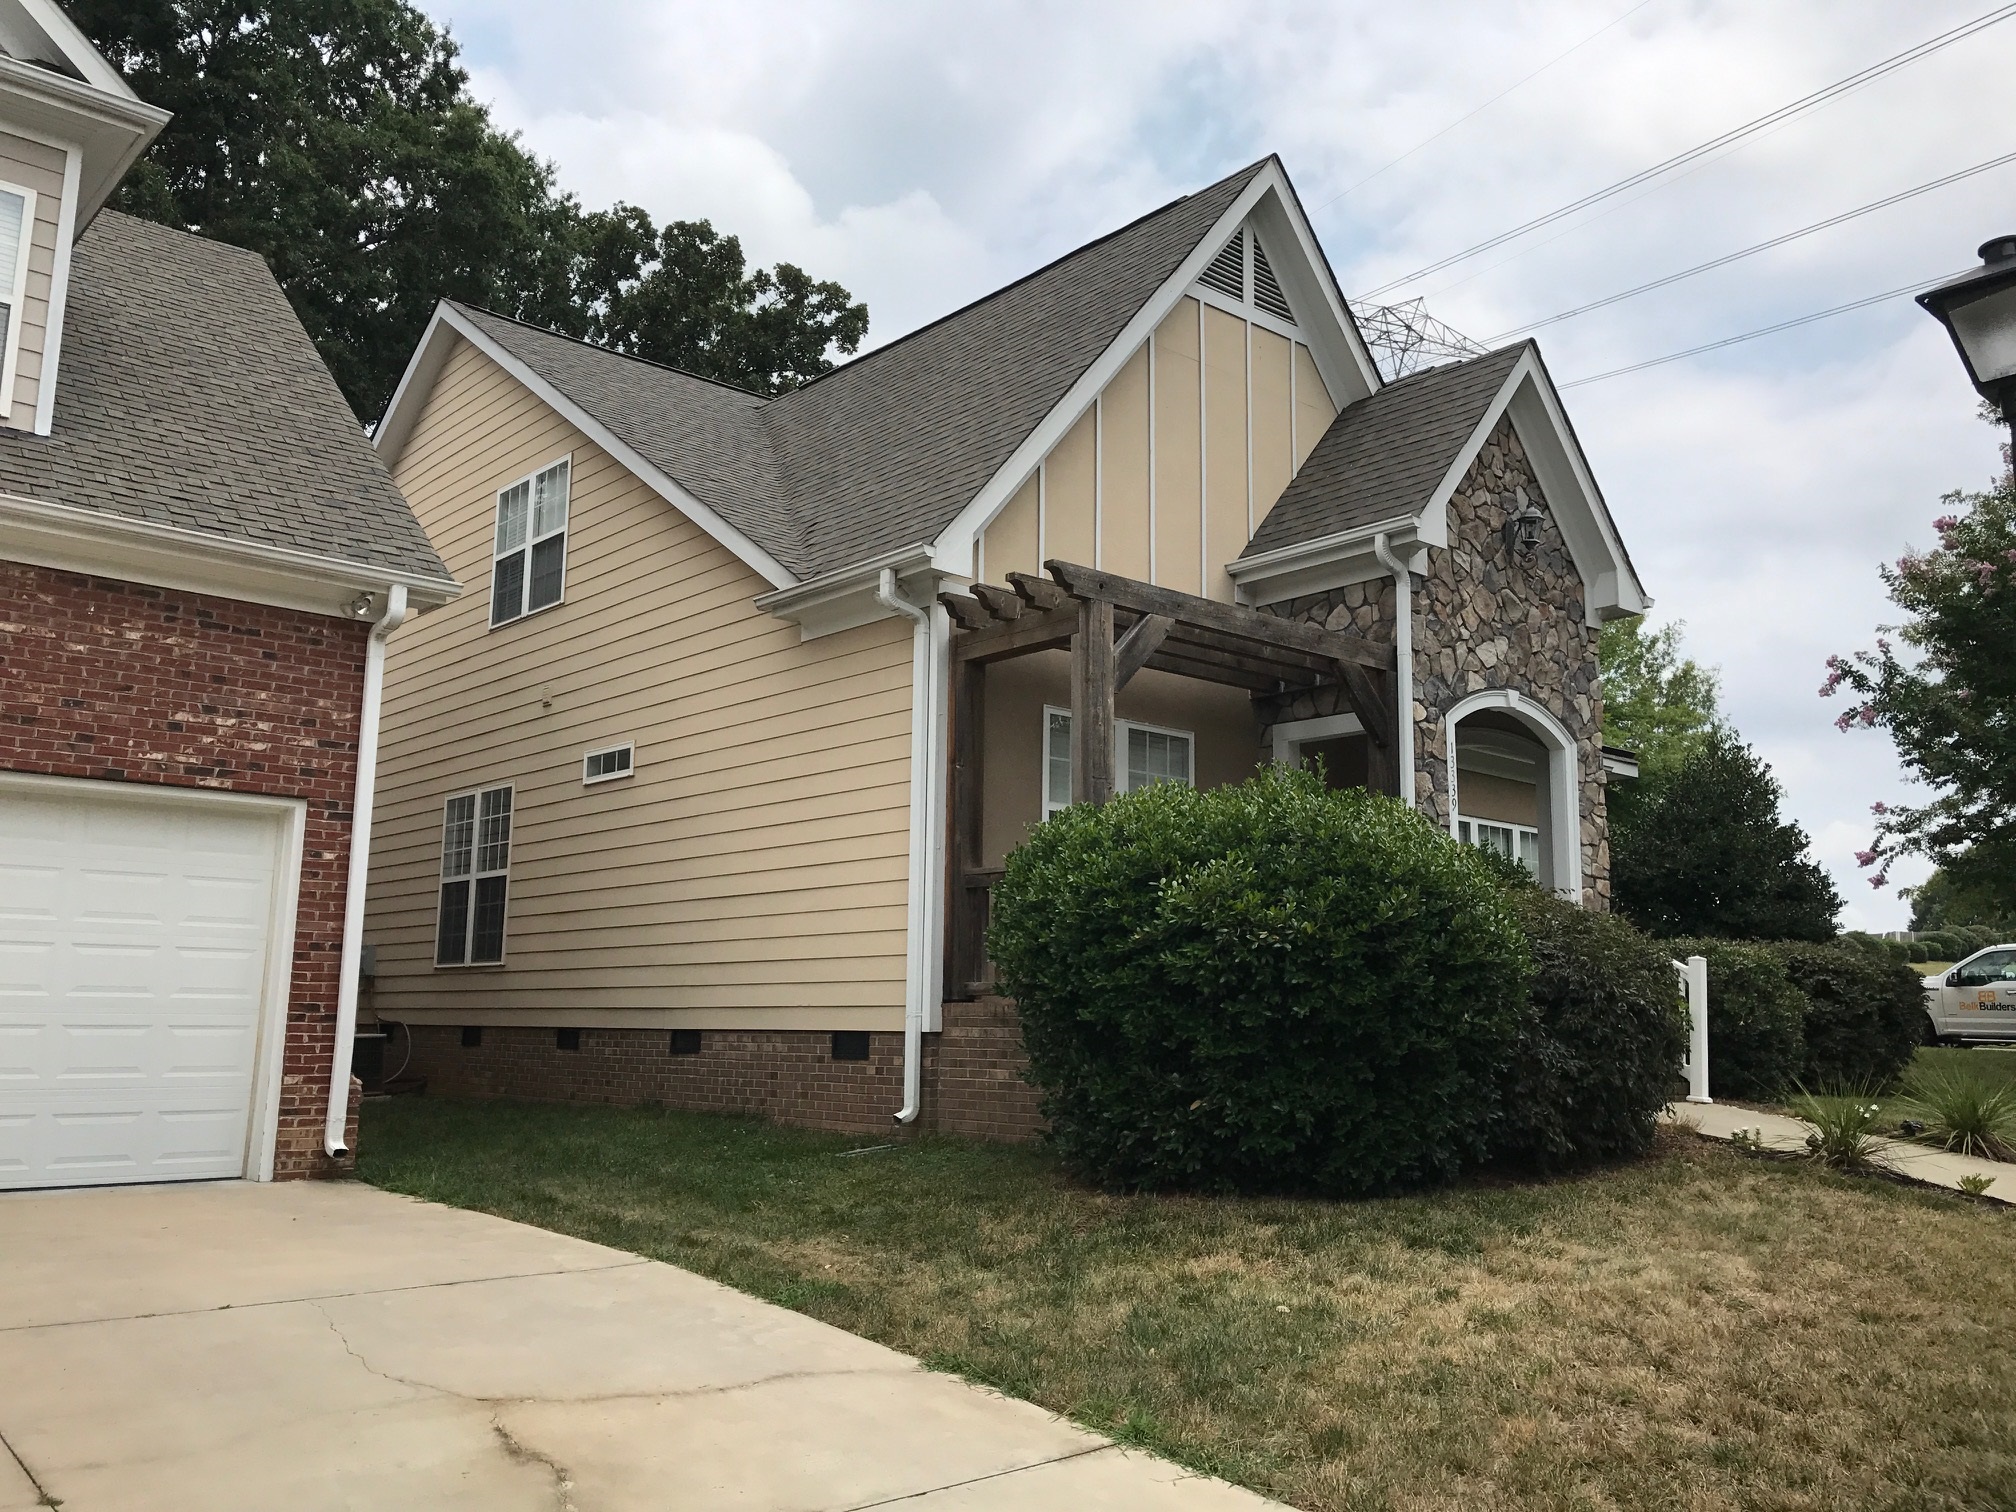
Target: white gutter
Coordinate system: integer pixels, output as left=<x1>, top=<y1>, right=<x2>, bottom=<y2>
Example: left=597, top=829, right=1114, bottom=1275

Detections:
left=324, top=584, right=408, bottom=1159
left=1372, top=533, right=1416, bottom=808
left=876, top=567, right=933, bottom=1125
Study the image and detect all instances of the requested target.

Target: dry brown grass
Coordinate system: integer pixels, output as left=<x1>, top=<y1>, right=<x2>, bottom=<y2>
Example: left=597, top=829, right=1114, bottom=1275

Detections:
left=362, top=1101, right=2016, bottom=1512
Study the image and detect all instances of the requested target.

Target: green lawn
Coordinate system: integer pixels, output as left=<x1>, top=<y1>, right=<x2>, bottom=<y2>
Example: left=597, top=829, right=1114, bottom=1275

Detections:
left=360, top=1098, right=2016, bottom=1512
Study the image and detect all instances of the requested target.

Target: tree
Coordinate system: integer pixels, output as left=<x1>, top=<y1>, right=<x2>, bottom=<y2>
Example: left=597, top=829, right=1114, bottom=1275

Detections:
left=1597, top=616, right=1724, bottom=827
left=1906, top=866, right=2012, bottom=932
left=1822, top=474, right=2016, bottom=902
left=1611, top=727, right=1842, bottom=941
left=73, top=1, right=867, bottom=421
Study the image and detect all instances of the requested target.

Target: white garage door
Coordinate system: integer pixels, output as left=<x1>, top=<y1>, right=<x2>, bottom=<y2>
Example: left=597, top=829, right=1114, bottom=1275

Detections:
left=0, top=779, right=297, bottom=1189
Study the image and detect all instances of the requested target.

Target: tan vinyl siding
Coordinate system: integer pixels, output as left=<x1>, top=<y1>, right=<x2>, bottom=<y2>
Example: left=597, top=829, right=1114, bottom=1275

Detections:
left=368, top=336, right=915, bottom=1028
left=1202, top=304, right=1249, bottom=602
left=1042, top=408, right=1096, bottom=568
left=1098, top=345, right=1150, bottom=579
left=981, top=474, right=1038, bottom=585
left=1294, top=341, right=1334, bottom=467
left=1151, top=298, right=1204, bottom=594
left=0, top=131, right=64, bottom=430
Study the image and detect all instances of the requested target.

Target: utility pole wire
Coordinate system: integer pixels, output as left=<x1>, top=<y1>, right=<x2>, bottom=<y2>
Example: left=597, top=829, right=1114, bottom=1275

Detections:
left=1312, top=0, right=1657, bottom=212
left=1357, top=4, right=2016, bottom=300
left=1558, top=268, right=1972, bottom=388
left=1487, top=148, right=2016, bottom=343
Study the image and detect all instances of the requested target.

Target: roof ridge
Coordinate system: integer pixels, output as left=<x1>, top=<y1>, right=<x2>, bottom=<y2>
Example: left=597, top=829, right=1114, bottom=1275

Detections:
left=775, top=156, right=1275, bottom=402
left=447, top=301, right=771, bottom=403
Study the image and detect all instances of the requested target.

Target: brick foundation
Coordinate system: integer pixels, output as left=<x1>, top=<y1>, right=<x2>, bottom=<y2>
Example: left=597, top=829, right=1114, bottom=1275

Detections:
left=395, top=995, right=1047, bottom=1142
left=1, top=561, right=369, bottom=1179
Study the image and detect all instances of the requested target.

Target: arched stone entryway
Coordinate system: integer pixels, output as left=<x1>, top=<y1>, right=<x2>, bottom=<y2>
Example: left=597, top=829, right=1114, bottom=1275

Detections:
left=1443, top=688, right=1581, bottom=899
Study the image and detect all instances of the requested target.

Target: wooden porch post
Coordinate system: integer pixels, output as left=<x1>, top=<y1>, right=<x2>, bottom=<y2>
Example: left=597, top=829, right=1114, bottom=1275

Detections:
left=947, top=657, right=987, bottom=994
left=1363, top=667, right=1401, bottom=797
left=1070, top=598, right=1116, bottom=804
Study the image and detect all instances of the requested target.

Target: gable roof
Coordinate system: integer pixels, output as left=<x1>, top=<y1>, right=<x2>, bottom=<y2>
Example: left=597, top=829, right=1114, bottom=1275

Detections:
left=1245, top=343, right=1527, bottom=557
left=389, top=160, right=1275, bottom=584
left=0, top=212, right=451, bottom=587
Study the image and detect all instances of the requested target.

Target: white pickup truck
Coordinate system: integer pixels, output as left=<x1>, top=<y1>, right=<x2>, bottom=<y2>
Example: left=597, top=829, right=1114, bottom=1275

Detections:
left=1923, top=945, right=2016, bottom=1044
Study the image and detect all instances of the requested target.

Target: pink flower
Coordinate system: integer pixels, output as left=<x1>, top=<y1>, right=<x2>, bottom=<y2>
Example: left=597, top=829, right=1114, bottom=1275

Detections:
left=1933, top=514, right=1960, bottom=536
left=1855, top=849, right=1878, bottom=867
left=1870, top=802, right=1888, bottom=815
left=1858, top=706, right=1878, bottom=727
left=1834, top=708, right=1858, bottom=732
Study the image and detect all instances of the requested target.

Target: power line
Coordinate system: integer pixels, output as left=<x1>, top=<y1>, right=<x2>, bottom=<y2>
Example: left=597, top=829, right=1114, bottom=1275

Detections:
left=1358, top=5, right=2016, bottom=300
left=1557, top=268, right=1970, bottom=388
left=1487, top=148, right=2016, bottom=342
left=1312, top=0, right=1657, bottom=212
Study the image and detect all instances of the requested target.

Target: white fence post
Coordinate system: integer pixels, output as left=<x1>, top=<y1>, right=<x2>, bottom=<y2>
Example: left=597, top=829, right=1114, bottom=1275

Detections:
left=1673, top=954, right=1710, bottom=1104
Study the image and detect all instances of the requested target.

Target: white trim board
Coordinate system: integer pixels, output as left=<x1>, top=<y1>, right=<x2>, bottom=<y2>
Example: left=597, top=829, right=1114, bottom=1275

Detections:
left=0, top=491, right=461, bottom=617
left=376, top=303, right=796, bottom=592
left=1443, top=688, right=1583, bottom=903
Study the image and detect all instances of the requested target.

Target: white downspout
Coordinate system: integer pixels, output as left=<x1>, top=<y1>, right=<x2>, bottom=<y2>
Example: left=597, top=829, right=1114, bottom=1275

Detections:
left=1372, top=533, right=1416, bottom=808
left=324, top=584, right=408, bottom=1159
left=875, top=567, right=932, bottom=1125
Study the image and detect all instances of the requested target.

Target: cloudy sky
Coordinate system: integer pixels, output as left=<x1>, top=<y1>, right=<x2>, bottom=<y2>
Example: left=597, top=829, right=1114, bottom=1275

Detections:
left=435, top=0, right=2016, bottom=929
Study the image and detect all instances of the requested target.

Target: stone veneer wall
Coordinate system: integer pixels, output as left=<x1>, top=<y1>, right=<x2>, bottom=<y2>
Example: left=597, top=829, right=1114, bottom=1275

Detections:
left=1256, top=416, right=1610, bottom=907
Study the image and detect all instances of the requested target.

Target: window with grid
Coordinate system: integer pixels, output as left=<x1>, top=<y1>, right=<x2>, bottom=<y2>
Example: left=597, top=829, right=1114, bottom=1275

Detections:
left=1043, top=710, right=1194, bottom=817
left=491, top=458, right=570, bottom=627
left=436, top=785, right=513, bottom=965
left=1456, top=816, right=1540, bottom=875
left=0, top=184, right=33, bottom=393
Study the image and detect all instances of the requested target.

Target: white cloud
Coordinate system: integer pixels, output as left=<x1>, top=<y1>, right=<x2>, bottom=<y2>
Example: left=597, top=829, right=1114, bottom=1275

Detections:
left=436, top=0, right=2016, bottom=926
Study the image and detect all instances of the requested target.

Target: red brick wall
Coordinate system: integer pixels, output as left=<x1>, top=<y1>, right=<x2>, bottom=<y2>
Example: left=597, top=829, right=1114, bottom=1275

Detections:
left=0, top=561, right=370, bottom=1179
left=397, top=996, right=1047, bottom=1142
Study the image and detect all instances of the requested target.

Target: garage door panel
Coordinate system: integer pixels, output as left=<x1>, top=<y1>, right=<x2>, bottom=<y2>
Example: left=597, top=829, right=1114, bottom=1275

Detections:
left=0, top=781, right=292, bottom=1189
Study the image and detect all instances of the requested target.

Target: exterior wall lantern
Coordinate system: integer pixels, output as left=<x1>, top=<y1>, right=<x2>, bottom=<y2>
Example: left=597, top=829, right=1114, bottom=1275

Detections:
left=1917, top=235, right=2016, bottom=435
left=1504, top=496, right=1545, bottom=556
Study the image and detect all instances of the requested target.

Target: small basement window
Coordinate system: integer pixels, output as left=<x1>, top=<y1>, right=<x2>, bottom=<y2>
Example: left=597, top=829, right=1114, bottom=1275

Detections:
left=555, top=1028, right=581, bottom=1051
left=460, top=1026, right=483, bottom=1048
left=669, top=1029, right=702, bottom=1056
left=831, top=1030, right=870, bottom=1062
left=583, top=742, right=635, bottom=784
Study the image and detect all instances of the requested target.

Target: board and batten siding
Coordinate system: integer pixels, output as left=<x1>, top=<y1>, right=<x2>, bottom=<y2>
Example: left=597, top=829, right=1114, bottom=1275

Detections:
left=0, top=130, right=65, bottom=430
left=979, top=294, right=1336, bottom=603
left=368, top=337, right=915, bottom=1031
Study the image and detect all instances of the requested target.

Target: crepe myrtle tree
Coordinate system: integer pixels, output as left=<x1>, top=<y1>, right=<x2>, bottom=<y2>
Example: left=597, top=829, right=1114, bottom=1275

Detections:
left=1823, top=468, right=2016, bottom=901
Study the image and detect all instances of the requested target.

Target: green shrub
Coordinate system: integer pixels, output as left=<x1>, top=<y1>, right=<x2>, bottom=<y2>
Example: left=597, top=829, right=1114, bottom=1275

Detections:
left=988, top=766, right=1528, bottom=1197
left=1492, top=888, right=1688, bottom=1170
left=1909, top=941, right=1931, bottom=962
left=1882, top=938, right=1913, bottom=965
left=1764, top=941, right=1925, bottom=1090
left=1669, top=938, right=1806, bottom=1099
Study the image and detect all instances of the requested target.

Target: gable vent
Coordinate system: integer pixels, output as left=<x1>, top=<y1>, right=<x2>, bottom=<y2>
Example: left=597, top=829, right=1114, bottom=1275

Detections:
left=1199, top=233, right=1245, bottom=301
left=1251, top=237, right=1295, bottom=324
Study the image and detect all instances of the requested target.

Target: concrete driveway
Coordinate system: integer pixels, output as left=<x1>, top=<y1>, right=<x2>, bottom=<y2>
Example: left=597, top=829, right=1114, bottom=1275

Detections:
left=0, top=1180, right=1275, bottom=1511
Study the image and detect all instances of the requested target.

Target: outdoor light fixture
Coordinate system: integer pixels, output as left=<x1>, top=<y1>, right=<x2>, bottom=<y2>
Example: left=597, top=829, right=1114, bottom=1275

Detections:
left=1504, top=497, right=1545, bottom=556
left=345, top=592, right=377, bottom=619
left=1917, top=235, right=2016, bottom=433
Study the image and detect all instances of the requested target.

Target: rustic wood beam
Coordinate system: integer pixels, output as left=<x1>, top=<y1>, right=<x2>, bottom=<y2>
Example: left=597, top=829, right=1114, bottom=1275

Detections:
left=939, top=591, right=993, bottom=632
left=1071, top=598, right=1116, bottom=804
left=1333, top=660, right=1394, bottom=749
left=1113, top=613, right=1172, bottom=691
left=969, top=582, right=1023, bottom=622
left=951, top=604, right=1079, bottom=663
left=1044, top=559, right=1393, bottom=671
left=1007, top=570, right=1071, bottom=611
left=1141, top=649, right=1284, bottom=693
left=1160, top=621, right=1336, bottom=681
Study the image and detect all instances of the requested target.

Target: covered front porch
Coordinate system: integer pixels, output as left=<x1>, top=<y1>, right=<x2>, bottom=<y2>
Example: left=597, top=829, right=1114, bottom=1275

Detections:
left=938, top=560, right=1400, bottom=996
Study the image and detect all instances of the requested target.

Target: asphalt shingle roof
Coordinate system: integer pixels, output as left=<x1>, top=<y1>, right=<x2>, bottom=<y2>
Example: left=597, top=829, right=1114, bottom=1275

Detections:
left=0, top=212, right=450, bottom=583
left=1244, top=343, right=1528, bottom=558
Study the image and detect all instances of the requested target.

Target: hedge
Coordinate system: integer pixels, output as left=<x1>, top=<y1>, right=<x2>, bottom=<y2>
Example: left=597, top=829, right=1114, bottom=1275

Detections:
left=1668, top=938, right=1806, bottom=1100
left=1763, top=941, right=1925, bottom=1089
left=988, top=766, right=1529, bottom=1197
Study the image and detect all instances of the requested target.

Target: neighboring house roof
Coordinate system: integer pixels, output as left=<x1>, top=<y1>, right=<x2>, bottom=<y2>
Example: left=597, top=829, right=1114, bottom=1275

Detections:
left=411, top=159, right=1273, bottom=583
left=0, top=211, right=451, bottom=585
left=1245, top=343, right=1528, bottom=557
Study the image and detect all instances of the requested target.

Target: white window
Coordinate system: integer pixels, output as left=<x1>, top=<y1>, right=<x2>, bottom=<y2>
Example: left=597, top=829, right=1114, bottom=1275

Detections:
left=1458, top=816, right=1540, bottom=875
left=437, top=785, right=512, bottom=965
left=1042, top=708, right=1194, bottom=818
left=0, top=182, right=36, bottom=404
left=583, top=743, right=635, bottom=784
left=491, top=458, right=571, bottom=627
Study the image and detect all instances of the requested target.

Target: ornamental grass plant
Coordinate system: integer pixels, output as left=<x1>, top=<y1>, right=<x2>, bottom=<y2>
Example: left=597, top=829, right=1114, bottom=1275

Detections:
left=1897, top=1062, right=2016, bottom=1161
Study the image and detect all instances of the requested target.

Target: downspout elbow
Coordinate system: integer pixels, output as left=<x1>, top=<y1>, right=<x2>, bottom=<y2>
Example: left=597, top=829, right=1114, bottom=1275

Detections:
left=876, top=568, right=931, bottom=1126
left=325, top=585, right=408, bottom=1161
left=1371, top=533, right=1416, bottom=809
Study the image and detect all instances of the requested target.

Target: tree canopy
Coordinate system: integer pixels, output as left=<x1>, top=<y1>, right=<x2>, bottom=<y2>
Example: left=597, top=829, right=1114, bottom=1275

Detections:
left=1597, top=616, right=1724, bottom=829
left=1611, top=727, right=1842, bottom=941
left=74, top=0, right=867, bottom=422
left=1823, top=471, right=2016, bottom=902
left=1906, top=866, right=2012, bottom=933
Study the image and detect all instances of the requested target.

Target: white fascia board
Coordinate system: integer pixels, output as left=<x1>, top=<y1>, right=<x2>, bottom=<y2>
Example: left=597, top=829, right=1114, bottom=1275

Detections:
left=0, top=58, right=166, bottom=224
left=932, top=162, right=1303, bottom=574
left=380, top=304, right=797, bottom=592
left=754, top=542, right=956, bottom=640
left=0, top=492, right=461, bottom=617
left=1225, top=515, right=1429, bottom=605
left=32, top=139, right=78, bottom=436
left=1243, top=174, right=1382, bottom=405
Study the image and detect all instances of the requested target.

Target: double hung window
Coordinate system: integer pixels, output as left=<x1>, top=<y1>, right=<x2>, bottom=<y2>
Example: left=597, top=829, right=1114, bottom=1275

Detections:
left=437, top=785, right=512, bottom=965
left=0, top=183, right=35, bottom=401
left=1042, top=709, right=1194, bottom=819
left=1457, top=816, right=1540, bottom=875
left=491, top=458, right=571, bottom=627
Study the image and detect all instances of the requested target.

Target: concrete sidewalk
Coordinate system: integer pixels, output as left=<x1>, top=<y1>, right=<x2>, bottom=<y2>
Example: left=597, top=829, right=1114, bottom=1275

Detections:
left=0, top=1180, right=1278, bottom=1511
left=1668, top=1101, right=2016, bottom=1203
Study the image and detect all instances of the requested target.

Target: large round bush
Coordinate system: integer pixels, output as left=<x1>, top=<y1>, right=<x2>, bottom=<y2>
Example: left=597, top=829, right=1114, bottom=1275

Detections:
left=1668, top=938, right=1807, bottom=1099
left=1494, top=888, right=1688, bottom=1169
left=1765, top=941, right=1926, bottom=1089
left=988, top=766, right=1528, bottom=1196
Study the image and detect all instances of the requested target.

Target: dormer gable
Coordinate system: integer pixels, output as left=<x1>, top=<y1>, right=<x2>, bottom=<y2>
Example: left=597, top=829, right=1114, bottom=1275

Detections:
left=0, top=0, right=167, bottom=434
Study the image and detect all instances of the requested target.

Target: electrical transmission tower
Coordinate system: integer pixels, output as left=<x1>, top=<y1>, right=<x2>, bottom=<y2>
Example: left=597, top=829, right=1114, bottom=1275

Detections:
left=1347, top=299, right=1489, bottom=381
